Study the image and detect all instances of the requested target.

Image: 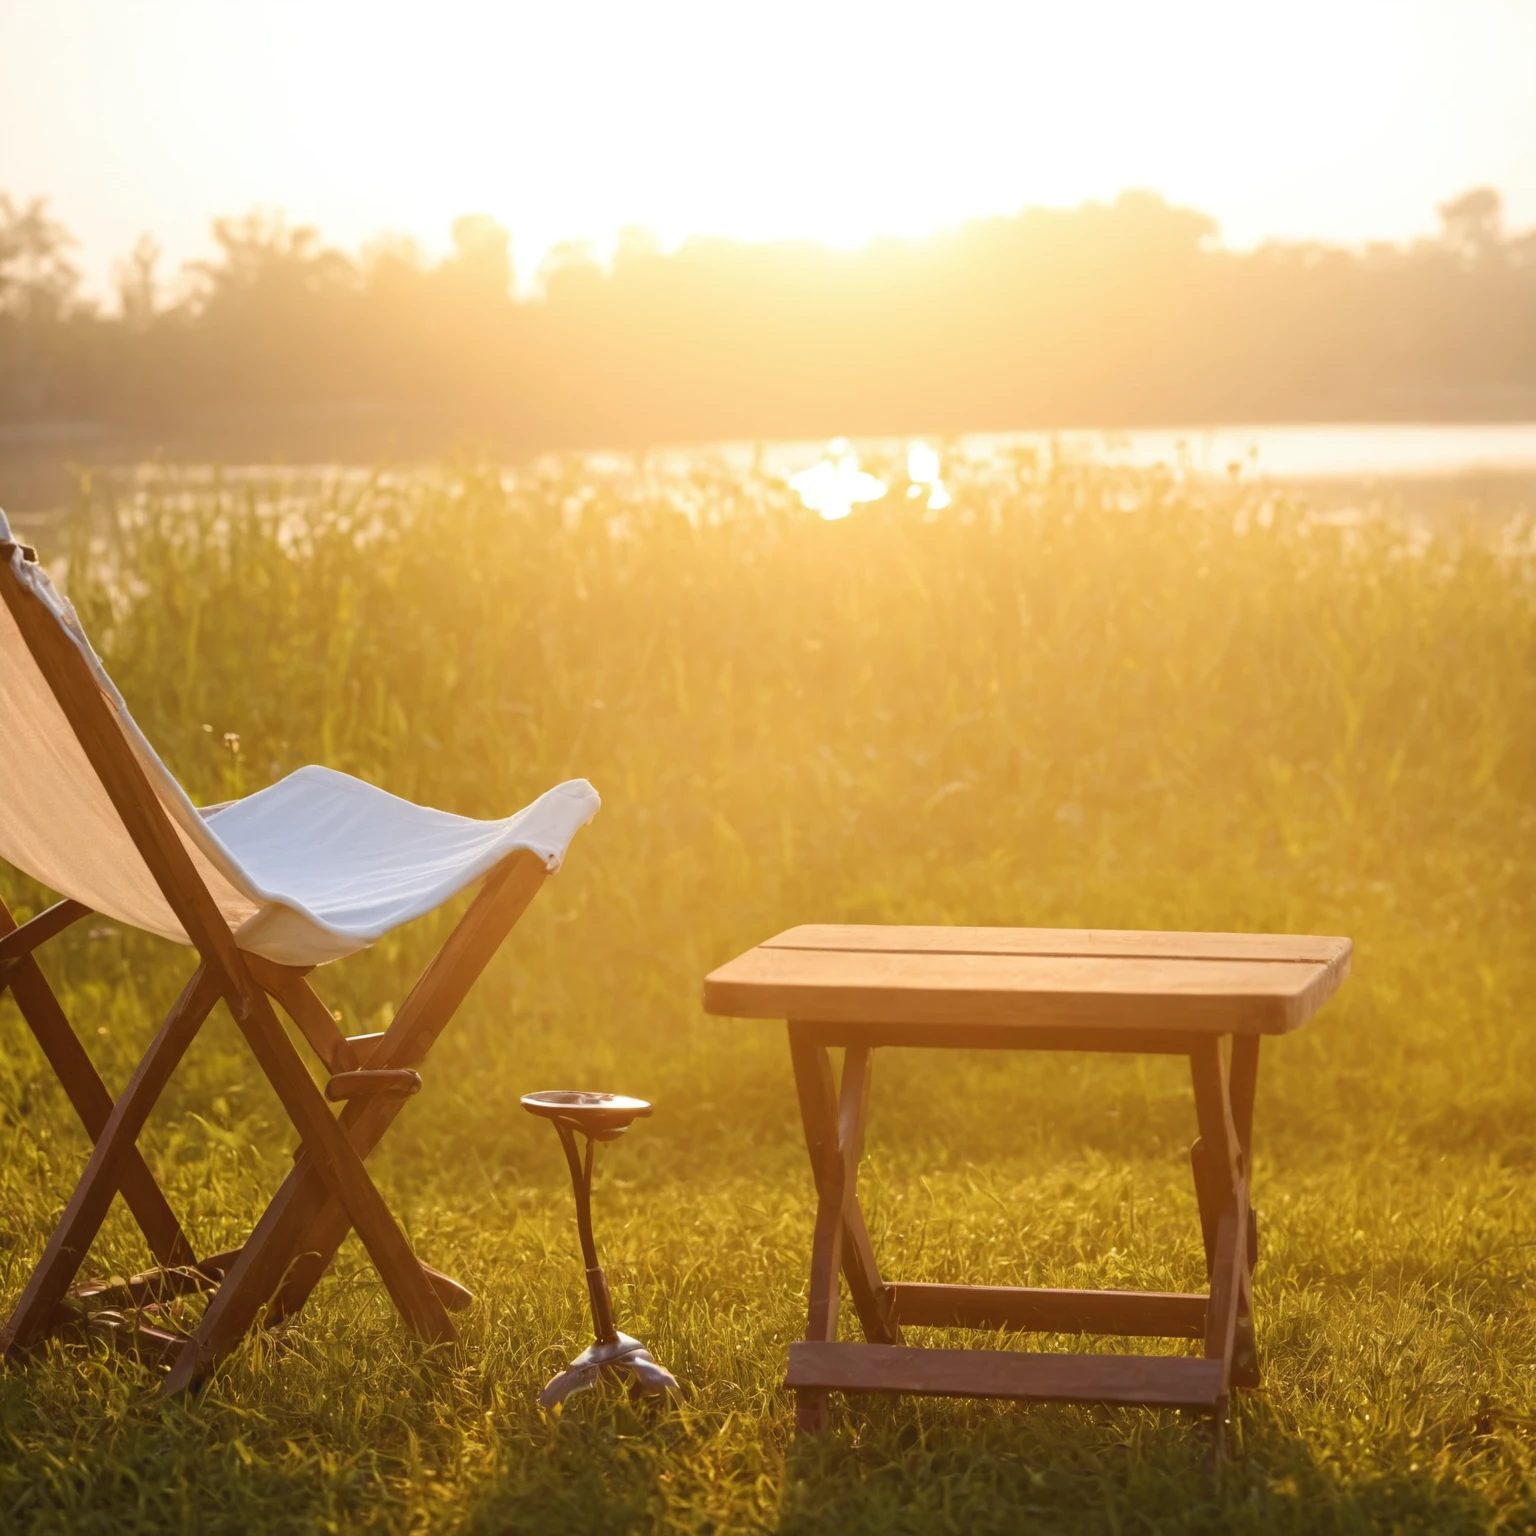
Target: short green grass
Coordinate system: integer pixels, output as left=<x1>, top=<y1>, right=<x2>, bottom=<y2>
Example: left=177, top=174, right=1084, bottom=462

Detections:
left=4, top=455, right=1536, bottom=1532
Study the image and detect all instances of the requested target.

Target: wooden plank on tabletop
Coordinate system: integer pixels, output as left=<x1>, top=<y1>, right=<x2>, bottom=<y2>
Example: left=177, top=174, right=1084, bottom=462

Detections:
left=705, top=947, right=1347, bottom=1034
left=764, top=925, right=1352, bottom=967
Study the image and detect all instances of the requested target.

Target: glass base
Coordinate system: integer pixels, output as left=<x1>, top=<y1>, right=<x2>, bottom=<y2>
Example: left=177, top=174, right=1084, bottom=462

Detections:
left=538, top=1331, right=679, bottom=1409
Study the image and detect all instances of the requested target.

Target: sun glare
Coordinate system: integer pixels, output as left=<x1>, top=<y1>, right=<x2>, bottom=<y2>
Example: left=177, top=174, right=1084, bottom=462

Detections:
left=789, top=440, right=888, bottom=521
left=906, top=442, right=951, bottom=511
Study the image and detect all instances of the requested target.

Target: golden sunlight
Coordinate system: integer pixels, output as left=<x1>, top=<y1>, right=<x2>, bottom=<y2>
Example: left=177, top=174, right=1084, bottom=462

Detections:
left=5, top=0, right=1533, bottom=288
left=8, top=3, right=1536, bottom=1528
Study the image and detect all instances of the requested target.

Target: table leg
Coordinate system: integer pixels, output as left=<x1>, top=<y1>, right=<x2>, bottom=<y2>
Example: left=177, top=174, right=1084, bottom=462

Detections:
left=1188, top=1037, right=1258, bottom=1405
left=1190, top=1142, right=1257, bottom=1393
left=1225, top=1036, right=1261, bottom=1387
left=788, top=1026, right=901, bottom=1432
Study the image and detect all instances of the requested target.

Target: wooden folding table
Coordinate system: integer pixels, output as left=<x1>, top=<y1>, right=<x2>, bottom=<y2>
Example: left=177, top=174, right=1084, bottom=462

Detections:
left=703, top=925, right=1351, bottom=1433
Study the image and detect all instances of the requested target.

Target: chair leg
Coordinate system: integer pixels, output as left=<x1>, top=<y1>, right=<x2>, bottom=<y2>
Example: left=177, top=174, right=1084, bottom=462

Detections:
left=265, top=1100, right=416, bottom=1324
left=160, top=1154, right=326, bottom=1392
left=163, top=1069, right=438, bottom=1396
left=1, top=942, right=196, bottom=1270
left=216, top=977, right=455, bottom=1350
left=165, top=854, right=546, bottom=1393
left=1, top=965, right=221, bottom=1357
left=242, top=857, right=546, bottom=1329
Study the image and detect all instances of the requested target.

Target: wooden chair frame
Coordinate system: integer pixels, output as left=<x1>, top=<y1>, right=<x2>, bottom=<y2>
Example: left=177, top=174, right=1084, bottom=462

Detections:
left=0, top=545, right=549, bottom=1392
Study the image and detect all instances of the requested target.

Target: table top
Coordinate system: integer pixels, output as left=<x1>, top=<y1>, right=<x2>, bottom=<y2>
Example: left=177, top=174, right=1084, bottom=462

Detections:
left=703, top=925, right=1352, bottom=1037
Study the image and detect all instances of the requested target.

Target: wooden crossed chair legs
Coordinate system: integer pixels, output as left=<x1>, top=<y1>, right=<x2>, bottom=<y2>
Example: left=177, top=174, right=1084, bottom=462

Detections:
left=0, top=513, right=596, bottom=1391
left=0, top=853, right=545, bottom=1390
left=0, top=894, right=199, bottom=1279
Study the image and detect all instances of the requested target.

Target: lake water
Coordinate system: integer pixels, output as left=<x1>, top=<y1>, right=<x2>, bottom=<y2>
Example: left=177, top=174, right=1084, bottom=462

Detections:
left=7, top=422, right=1536, bottom=528
left=747, top=423, right=1536, bottom=483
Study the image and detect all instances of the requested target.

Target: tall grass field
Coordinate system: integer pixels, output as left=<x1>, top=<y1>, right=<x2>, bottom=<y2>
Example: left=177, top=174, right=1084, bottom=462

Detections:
left=4, top=454, right=1536, bottom=1532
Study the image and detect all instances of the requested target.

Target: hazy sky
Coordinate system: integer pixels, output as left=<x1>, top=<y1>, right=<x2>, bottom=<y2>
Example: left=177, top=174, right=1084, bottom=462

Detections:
left=3, top=0, right=1534, bottom=301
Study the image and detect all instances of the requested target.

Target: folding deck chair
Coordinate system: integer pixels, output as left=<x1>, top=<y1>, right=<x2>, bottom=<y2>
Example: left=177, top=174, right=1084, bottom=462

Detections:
left=0, top=511, right=598, bottom=1391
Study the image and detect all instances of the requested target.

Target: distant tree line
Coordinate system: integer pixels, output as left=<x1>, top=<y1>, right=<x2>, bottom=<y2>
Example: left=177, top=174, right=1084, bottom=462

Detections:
left=1, top=186, right=1533, bottom=456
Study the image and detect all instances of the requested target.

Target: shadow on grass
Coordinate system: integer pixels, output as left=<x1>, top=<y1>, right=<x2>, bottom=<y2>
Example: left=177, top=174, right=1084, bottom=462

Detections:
left=457, top=1398, right=669, bottom=1536
left=775, top=1398, right=1511, bottom=1536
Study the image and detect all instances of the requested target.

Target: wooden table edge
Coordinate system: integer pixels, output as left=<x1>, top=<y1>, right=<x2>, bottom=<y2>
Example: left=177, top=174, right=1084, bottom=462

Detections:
left=701, top=933, right=1352, bottom=1038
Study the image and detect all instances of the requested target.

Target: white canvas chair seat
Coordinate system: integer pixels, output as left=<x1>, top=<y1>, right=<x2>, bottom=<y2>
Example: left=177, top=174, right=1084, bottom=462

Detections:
left=0, top=512, right=597, bottom=964
left=0, top=510, right=598, bottom=1389
left=203, top=770, right=597, bottom=964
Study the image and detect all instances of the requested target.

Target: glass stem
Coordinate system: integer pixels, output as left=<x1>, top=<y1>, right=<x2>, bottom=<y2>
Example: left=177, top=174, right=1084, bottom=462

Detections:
left=556, top=1121, right=618, bottom=1345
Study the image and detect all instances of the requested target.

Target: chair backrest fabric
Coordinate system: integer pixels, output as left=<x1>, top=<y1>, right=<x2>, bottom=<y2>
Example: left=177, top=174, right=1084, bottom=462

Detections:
left=0, top=513, right=262, bottom=946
